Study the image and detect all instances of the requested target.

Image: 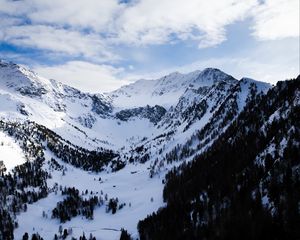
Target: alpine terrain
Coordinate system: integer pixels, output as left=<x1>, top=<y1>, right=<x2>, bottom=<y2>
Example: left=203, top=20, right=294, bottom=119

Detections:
left=0, top=59, right=299, bottom=240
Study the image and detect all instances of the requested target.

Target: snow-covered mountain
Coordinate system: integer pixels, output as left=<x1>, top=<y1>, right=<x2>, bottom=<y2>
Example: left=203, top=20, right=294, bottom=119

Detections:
left=138, top=77, right=300, bottom=240
left=0, top=60, right=275, bottom=239
left=0, top=60, right=115, bottom=149
left=107, top=68, right=237, bottom=109
left=0, top=60, right=270, bottom=153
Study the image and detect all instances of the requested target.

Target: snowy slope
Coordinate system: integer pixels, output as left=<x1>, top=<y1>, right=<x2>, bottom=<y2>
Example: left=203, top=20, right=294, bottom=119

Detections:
left=107, top=68, right=236, bottom=109
left=136, top=77, right=300, bottom=240
left=14, top=149, right=165, bottom=240
left=1, top=61, right=267, bottom=154
left=0, top=60, right=272, bottom=177
left=0, top=60, right=116, bottom=150
left=123, top=76, right=271, bottom=175
left=0, top=131, right=26, bottom=172
left=0, top=60, right=274, bottom=240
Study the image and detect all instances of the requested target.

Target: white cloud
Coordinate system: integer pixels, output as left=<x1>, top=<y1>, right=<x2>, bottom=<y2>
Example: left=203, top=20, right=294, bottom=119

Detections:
left=0, top=0, right=298, bottom=93
left=33, top=61, right=130, bottom=93
left=252, top=0, right=299, bottom=40
left=27, top=0, right=122, bottom=32
left=0, top=0, right=122, bottom=31
left=114, top=0, right=257, bottom=47
left=116, top=0, right=299, bottom=46
left=33, top=40, right=299, bottom=95
left=0, top=0, right=298, bottom=58
left=0, top=0, right=31, bottom=15
left=0, top=0, right=122, bottom=62
left=1, top=25, right=118, bottom=62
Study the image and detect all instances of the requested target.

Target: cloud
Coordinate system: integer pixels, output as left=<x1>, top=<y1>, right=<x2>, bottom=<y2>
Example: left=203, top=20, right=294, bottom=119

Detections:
left=0, top=0, right=298, bottom=58
left=0, top=0, right=122, bottom=62
left=252, top=0, right=299, bottom=40
left=0, top=0, right=122, bottom=31
left=27, top=0, right=122, bottom=32
left=128, top=38, right=299, bottom=84
left=0, top=0, right=31, bottom=15
left=33, top=61, right=130, bottom=93
left=0, top=0, right=298, bottom=93
left=1, top=25, right=118, bottom=62
left=114, top=0, right=258, bottom=47
left=33, top=37, right=299, bottom=95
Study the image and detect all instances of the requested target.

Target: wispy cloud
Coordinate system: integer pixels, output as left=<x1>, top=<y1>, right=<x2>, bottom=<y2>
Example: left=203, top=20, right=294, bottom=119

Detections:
left=126, top=38, right=299, bottom=84
left=1, top=0, right=298, bottom=58
left=1, top=25, right=118, bottom=62
left=114, top=0, right=257, bottom=47
left=0, top=0, right=298, bottom=92
left=27, top=0, right=122, bottom=32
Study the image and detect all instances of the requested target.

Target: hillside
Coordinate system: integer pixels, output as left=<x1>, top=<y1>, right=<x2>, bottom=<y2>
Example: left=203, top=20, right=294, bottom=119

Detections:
left=1, top=60, right=297, bottom=240
left=138, top=77, right=300, bottom=240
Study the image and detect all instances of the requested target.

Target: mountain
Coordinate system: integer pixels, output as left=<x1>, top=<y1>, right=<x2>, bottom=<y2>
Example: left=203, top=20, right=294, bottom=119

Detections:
left=2, top=60, right=297, bottom=240
left=138, top=77, right=300, bottom=240
left=0, top=60, right=114, bottom=149
left=107, top=68, right=237, bottom=109
left=0, top=60, right=270, bottom=155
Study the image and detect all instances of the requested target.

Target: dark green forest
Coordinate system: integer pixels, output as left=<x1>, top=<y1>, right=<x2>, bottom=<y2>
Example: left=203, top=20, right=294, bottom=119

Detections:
left=138, top=77, right=300, bottom=240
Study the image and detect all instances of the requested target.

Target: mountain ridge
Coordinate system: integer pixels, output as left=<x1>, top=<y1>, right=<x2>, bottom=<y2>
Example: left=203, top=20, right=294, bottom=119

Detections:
left=2, top=59, right=290, bottom=240
left=0, top=60, right=271, bottom=152
left=138, top=77, right=300, bottom=240
left=107, top=67, right=239, bottom=109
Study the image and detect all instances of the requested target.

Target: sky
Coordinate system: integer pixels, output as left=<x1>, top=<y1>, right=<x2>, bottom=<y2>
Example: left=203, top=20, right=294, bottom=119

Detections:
left=0, top=0, right=299, bottom=93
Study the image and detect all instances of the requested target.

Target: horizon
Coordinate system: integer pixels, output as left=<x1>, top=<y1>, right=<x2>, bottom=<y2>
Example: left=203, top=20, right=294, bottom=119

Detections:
left=0, top=0, right=299, bottom=93
left=1, top=59, right=280, bottom=95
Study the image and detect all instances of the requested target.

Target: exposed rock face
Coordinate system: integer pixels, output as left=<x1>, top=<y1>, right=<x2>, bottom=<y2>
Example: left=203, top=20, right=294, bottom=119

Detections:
left=115, top=105, right=166, bottom=124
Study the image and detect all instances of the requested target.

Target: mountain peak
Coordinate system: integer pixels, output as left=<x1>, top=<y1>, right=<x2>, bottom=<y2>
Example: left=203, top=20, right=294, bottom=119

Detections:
left=0, top=59, right=16, bottom=68
left=0, top=60, right=55, bottom=97
left=201, top=67, right=222, bottom=73
left=196, top=67, right=236, bottom=83
left=108, top=68, right=238, bottom=109
left=0, top=59, right=35, bottom=78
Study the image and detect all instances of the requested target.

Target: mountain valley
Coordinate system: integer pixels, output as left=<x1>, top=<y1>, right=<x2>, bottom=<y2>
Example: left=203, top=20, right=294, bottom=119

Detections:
left=0, top=60, right=299, bottom=240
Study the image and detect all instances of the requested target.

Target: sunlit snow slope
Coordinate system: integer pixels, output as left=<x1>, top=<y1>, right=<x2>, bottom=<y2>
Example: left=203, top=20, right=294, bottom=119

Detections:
left=0, top=60, right=272, bottom=239
left=0, top=131, right=26, bottom=171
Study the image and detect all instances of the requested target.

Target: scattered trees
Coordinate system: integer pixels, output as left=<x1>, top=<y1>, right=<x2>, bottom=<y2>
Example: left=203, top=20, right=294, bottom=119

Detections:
left=52, top=187, right=103, bottom=223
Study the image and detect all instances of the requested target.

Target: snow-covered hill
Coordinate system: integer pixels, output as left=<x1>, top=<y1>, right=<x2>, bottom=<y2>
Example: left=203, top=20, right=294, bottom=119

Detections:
left=0, top=60, right=273, bottom=239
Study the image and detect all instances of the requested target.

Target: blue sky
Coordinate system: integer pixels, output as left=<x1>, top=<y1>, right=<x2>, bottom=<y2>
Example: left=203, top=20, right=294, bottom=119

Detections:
left=0, top=0, right=299, bottom=93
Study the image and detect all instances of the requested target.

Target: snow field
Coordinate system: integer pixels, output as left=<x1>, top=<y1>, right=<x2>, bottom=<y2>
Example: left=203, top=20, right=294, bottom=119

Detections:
left=14, top=149, right=165, bottom=240
left=0, top=131, right=26, bottom=172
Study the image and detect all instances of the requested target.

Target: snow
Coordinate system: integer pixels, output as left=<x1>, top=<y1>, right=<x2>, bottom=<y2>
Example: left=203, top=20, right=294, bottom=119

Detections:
left=107, top=68, right=233, bottom=109
left=0, top=131, right=26, bottom=172
left=0, top=60, right=274, bottom=239
left=0, top=62, right=271, bottom=155
left=238, top=78, right=271, bottom=111
left=14, top=149, right=165, bottom=240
